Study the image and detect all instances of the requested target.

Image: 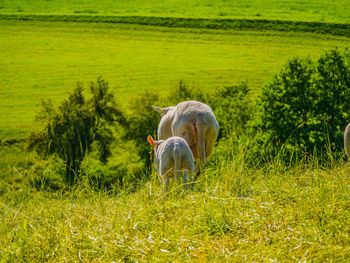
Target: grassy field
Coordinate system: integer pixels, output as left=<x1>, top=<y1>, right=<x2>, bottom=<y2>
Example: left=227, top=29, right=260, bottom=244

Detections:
left=0, top=146, right=349, bottom=261
left=1, top=19, right=350, bottom=139
left=1, top=0, right=350, bottom=23
left=1, top=1, right=350, bottom=261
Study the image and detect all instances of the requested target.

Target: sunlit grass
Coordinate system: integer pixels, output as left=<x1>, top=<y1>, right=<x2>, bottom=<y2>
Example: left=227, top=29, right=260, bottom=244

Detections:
left=1, top=0, right=350, bottom=23
left=1, top=19, right=350, bottom=139
left=0, top=145, right=349, bottom=261
left=1, top=1, right=350, bottom=260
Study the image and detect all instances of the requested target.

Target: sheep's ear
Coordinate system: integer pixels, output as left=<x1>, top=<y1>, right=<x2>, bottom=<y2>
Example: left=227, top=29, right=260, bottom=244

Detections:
left=152, top=105, right=163, bottom=114
left=147, top=135, right=156, bottom=147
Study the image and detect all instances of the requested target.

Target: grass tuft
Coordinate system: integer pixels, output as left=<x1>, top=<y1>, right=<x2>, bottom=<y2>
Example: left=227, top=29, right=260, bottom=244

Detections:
left=1, top=144, right=349, bottom=261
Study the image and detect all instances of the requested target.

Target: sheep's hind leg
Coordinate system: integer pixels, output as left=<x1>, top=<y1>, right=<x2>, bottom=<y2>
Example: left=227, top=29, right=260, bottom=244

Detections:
left=194, top=160, right=203, bottom=181
left=164, top=175, right=170, bottom=189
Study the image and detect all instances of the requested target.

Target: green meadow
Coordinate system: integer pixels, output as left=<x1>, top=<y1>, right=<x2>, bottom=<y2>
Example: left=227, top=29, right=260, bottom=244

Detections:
left=1, top=19, right=350, bottom=139
left=1, top=1, right=350, bottom=261
left=1, top=0, right=350, bottom=23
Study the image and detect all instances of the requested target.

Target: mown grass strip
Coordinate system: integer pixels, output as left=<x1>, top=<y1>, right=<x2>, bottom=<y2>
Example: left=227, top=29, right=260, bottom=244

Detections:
left=1, top=14, right=350, bottom=37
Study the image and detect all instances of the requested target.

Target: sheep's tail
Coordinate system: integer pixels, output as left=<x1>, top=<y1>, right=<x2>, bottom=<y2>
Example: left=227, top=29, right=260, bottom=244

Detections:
left=196, top=120, right=207, bottom=167
left=173, top=149, right=181, bottom=182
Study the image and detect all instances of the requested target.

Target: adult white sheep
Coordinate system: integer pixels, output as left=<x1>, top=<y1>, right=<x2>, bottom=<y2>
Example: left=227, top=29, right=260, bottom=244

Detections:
left=344, top=123, right=350, bottom=157
left=153, top=100, right=219, bottom=174
left=147, top=135, right=195, bottom=188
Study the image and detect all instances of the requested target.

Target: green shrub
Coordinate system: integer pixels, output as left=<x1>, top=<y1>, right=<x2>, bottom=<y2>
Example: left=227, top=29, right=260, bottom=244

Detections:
left=26, top=48, right=350, bottom=190
left=28, top=77, right=125, bottom=185
left=30, top=154, right=67, bottom=192
left=80, top=140, right=145, bottom=190
left=252, top=48, right=350, bottom=163
left=212, top=82, right=254, bottom=140
left=312, top=49, right=350, bottom=154
left=165, top=80, right=210, bottom=105
left=121, top=91, right=160, bottom=172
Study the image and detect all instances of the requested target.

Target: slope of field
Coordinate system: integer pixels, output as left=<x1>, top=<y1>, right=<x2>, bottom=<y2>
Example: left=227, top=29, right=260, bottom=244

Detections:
left=1, top=152, right=349, bottom=261
left=1, top=19, right=350, bottom=139
left=1, top=2, right=350, bottom=260
left=1, top=0, right=350, bottom=24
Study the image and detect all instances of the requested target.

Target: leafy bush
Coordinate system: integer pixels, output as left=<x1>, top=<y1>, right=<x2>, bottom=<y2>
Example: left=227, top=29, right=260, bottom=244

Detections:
left=312, top=49, right=350, bottom=153
left=121, top=91, right=160, bottom=172
left=212, top=82, right=254, bottom=140
left=26, top=48, right=350, bottom=190
left=165, top=80, right=210, bottom=105
left=28, top=77, right=125, bottom=185
left=30, top=154, right=67, bottom=192
left=252, top=49, right=350, bottom=162
left=80, top=140, right=145, bottom=190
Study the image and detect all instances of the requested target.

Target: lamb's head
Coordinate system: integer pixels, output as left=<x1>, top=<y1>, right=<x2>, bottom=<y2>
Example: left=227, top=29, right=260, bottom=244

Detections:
left=152, top=105, right=175, bottom=117
left=147, top=135, right=165, bottom=170
left=147, top=135, right=164, bottom=149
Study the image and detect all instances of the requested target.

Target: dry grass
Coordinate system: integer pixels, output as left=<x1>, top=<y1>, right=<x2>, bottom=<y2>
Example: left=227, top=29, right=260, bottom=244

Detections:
left=1, top=149, right=349, bottom=261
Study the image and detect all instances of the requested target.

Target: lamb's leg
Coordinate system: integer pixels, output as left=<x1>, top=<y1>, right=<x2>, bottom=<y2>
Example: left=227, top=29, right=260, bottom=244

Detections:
left=197, top=124, right=206, bottom=167
left=159, top=163, right=169, bottom=189
left=164, top=175, right=170, bottom=189
left=194, top=122, right=206, bottom=180
left=182, top=170, right=189, bottom=190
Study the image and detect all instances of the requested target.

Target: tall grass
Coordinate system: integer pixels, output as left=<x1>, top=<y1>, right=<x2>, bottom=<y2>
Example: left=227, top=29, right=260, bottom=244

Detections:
left=1, top=142, right=349, bottom=261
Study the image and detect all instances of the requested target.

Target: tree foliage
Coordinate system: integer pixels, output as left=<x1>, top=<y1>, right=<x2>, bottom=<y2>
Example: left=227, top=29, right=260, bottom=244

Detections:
left=27, top=49, right=350, bottom=189
left=212, top=82, right=254, bottom=139
left=28, top=77, right=125, bottom=184
left=253, top=49, right=350, bottom=161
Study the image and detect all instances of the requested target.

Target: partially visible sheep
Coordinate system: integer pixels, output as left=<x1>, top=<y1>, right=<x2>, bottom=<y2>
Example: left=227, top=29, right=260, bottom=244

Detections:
left=147, top=135, right=195, bottom=188
left=344, top=123, right=350, bottom=157
left=153, top=101, right=219, bottom=174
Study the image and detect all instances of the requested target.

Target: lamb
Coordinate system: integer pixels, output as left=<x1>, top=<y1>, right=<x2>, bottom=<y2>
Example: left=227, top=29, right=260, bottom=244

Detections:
left=147, top=135, right=195, bottom=188
left=344, top=123, right=350, bottom=157
left=153, top=100, right=219, bottom=175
